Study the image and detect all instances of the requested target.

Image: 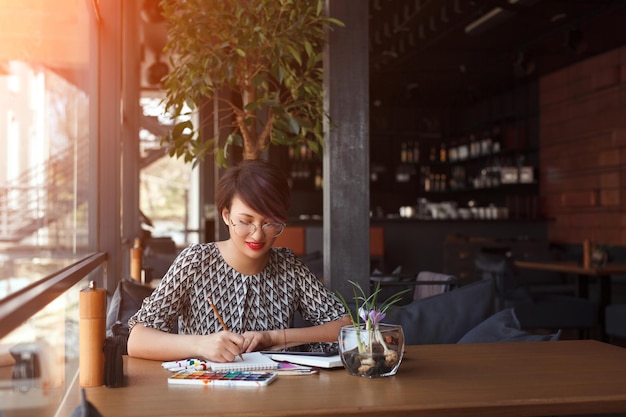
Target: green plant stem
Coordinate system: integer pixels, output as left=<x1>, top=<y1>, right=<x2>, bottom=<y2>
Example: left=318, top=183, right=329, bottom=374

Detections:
left=355, top=327, right=366, bottom=354
left=374, top=327, right=390, bottom=353
left=366, top=321, right=373, bottom=356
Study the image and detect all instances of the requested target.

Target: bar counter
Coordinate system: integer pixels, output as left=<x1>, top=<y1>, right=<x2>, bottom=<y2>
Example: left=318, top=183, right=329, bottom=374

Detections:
left=286, top=217, right=549, bottom=279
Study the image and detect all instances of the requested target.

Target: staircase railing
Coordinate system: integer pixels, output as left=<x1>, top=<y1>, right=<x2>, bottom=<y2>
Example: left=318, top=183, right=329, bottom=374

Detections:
left=0, top=143, right=89, bottom=245
left=1, top=114, right=167, bottom=245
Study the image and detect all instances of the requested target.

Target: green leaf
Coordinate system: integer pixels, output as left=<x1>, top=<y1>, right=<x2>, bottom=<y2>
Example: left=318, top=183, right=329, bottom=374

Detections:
left=326, top=18, right=345, bottom=28
left=172, top=120, right=193, bottom=137
left=284, top=44, right=302, bottom=66
left=216, top=149, right=227, bottom=168
left=287, top=116, right=300, bottom=134
left=159, top=0, right=342, bottom=166
left=226, top=133, right=243, bottom=147
left=304, top=41, right=313, bottom=57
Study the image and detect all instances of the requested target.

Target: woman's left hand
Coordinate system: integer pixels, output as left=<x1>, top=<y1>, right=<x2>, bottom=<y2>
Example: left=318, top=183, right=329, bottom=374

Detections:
left=241, top=329, right=282, bottom=352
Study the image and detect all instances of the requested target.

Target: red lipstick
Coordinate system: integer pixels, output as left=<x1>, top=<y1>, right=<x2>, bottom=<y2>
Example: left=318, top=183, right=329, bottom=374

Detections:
left=246, top=241, right=264, bottom=250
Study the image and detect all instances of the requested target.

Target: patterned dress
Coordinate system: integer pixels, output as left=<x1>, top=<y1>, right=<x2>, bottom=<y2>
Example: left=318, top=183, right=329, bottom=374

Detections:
left=128, top=242, right=347, bottom=334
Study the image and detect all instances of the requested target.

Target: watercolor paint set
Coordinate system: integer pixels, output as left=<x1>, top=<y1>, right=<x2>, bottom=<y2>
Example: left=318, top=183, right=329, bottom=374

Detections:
left=167, top=370, right=278, bottom=387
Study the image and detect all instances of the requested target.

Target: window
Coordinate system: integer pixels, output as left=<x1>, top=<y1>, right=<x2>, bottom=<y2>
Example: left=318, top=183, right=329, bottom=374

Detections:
left=0, top=1, right=93, bottom=299
left=0, top=3, right=100, bottom=415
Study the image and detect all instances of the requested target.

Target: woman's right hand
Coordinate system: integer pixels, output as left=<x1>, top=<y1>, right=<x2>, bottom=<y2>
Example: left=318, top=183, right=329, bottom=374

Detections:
left=127, top=323, right=245, bottom=362
left=194, top=331, right=246, bottom=363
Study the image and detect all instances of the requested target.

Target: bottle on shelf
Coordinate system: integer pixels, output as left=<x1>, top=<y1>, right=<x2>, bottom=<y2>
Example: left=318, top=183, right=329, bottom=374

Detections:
left=448, top=141, right=457, bottom=162
left=421, top=165, right=431, bottom=191
left=429, top=146, right=437, bottom=162
left=412, top=141, right=420, bottom=163
left=439, top=143, right=447, bottom=162
left=425, top=172, right=433, bottom=192
left=457, top=137, right=468, bottom=161
left=492, top=125, right=502, bottom=153
left=314, top=168, right=323, bottom=190
left=469, top=134, right=479, bottom=158
left=406, top=142, right=413, bottom=163
left=450, top=166, right=466, bottom=190
left=480, top=130, right=492, bottom=156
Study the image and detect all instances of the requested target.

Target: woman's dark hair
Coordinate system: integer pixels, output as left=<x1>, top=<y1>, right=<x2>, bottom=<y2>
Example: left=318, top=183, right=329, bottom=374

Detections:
left=216, top=159, right=291, bottom=223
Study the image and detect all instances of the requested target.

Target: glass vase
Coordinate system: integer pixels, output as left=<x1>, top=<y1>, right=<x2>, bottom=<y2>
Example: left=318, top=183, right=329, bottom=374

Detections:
left=338, top=323, right=404, bottom=378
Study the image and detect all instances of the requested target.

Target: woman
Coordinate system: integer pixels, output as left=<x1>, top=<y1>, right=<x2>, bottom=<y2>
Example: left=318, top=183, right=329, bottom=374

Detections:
left=127, top=159, right=350, bottom=362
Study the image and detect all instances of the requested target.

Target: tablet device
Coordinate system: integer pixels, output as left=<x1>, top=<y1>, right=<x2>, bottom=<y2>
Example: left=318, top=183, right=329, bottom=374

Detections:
left=260, top=342, right=339, bottom=356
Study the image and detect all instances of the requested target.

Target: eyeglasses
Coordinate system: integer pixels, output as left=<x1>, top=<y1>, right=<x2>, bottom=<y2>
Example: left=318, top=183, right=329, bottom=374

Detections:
left=229, top=219, right=286, bottom=238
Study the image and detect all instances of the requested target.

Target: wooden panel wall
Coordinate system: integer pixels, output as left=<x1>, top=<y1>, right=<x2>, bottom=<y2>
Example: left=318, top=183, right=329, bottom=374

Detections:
left=273, top=226, right=306, bottom=256
left=540, top=46, right=626, bottom=245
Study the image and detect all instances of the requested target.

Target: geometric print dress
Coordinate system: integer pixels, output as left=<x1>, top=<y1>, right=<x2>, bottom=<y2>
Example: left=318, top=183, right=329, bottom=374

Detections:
left=128, top=242, right=347, bottom=335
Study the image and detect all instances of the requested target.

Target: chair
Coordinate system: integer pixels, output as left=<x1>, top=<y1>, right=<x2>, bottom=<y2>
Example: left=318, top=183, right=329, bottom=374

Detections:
left=413, top=271, right=458, bottom=300
left=299, top=250, right=323, bottom=279
left=371, top=271, right=457, bottom=306
left=370, top=272, right=415, bottom=306
left=605, top=304, right=626, bottom=342
left=474, top=252, right=597, bottom=338
left=142, top=237, right=178, bottom=283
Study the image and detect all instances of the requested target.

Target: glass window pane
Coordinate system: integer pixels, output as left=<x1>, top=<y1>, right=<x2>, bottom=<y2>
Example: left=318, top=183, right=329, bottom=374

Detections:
left=0, top=1, right=92, bottom=299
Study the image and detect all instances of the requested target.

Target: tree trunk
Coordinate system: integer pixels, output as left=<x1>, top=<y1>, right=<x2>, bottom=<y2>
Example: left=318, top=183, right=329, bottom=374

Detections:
left=241, top=83, right=260, bottom=160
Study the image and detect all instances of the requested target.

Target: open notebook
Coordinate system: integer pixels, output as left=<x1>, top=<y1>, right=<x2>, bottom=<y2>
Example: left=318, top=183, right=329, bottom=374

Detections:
left=205, top=352, right=279, bottom=372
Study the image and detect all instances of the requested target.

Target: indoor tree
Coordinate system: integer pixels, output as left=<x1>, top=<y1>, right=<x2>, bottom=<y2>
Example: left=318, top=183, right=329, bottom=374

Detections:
left=159, top=0, right=343, bottom=166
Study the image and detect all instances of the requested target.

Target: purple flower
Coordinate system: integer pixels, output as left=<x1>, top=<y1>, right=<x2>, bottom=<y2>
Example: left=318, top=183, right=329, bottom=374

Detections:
left=368, top=309, right=386, bottom=326
left=359, top=307, right=386, bottom=326
left=358, top=307, right=369, bottom=322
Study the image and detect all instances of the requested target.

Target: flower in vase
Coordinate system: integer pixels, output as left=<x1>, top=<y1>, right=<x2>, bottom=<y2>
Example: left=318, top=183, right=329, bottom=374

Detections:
left=361, top=307, right=386, bottom=326
left=336, top=280, right=409, bottom=374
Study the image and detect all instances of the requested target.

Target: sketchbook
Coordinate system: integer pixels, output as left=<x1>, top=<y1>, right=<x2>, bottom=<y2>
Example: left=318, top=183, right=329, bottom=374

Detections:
left=269, top=353, right=343, bottom=369
left=205, top=351, right=279, bottom=372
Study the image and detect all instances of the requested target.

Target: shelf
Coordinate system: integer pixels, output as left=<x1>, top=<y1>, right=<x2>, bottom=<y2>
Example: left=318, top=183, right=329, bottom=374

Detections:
left=368, top=82, right=543, bottom=219
left=423, top=184, right=537, bottom=196
left=396, top=147, right=538, bottom=168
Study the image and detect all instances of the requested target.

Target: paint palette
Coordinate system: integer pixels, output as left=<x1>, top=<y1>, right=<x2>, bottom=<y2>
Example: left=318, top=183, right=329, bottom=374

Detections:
left=168, top=370, right=278, bottom=387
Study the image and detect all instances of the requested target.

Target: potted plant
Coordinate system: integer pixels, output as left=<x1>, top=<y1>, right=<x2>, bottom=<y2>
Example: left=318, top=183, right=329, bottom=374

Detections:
left=335, top=281, right=409, bottom=378
left=158, top=0, right=343, bottom=166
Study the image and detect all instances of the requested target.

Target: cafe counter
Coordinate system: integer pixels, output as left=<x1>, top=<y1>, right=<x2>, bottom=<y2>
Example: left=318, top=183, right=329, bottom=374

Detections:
left=278, top=217, right=550, bottom=284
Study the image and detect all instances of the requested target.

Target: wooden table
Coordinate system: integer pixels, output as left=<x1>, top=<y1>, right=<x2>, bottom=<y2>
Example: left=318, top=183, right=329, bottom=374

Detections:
left=515, top=260, right=626, bottom=333
left=79, top=341, right=626, bottom=417
left=515, top=260, right=626, bottom=302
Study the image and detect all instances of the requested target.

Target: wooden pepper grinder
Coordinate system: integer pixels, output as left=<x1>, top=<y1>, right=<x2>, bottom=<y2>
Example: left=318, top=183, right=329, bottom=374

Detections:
left=79, top=280, right=106, bottom=387
left=130, top=237, right=143, bottom=282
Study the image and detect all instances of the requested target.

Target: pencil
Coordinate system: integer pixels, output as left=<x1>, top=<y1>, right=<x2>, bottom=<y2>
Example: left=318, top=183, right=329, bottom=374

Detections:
left=207, top=296, right=244, bottom=361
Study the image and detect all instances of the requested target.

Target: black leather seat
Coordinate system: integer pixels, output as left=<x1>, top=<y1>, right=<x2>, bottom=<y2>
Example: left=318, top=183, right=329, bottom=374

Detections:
left=605, top=304, right=626, bottom=342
